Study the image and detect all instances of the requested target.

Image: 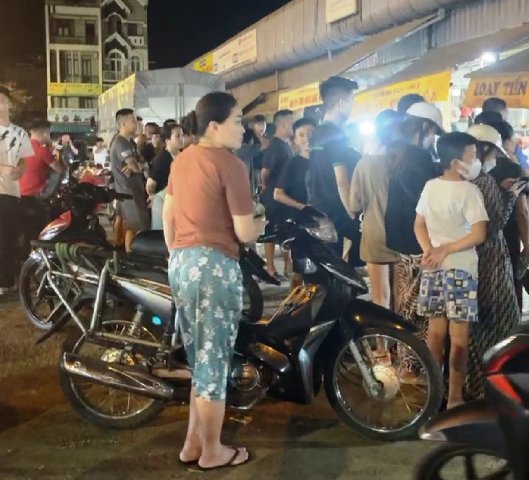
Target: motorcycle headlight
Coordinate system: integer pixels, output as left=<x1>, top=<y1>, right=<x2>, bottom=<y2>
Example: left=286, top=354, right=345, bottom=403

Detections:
left=305, top=217, right=338, bottom=243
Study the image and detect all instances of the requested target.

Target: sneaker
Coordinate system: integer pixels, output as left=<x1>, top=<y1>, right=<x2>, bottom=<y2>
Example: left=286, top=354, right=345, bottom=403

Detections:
left=272, top=272, right=287, bottom=283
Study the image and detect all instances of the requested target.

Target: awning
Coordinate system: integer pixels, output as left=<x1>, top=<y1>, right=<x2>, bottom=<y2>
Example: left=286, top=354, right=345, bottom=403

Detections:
left=50, top=123, right=92, bottom=134
left=238, top=14, right=439, bottom=116
left=354, top=23, right=529, bottom=116
left=245, top=91, right=280, bottom=118
left=464, top=48, right=529, bottom=108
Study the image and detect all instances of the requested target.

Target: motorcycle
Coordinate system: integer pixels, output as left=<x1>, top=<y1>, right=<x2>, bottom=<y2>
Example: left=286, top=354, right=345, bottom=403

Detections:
left=415, top=326, right=529, bottom=479
left=34, top=207, right=443, bottom=440
left=18, top=183, right=119, bottom=330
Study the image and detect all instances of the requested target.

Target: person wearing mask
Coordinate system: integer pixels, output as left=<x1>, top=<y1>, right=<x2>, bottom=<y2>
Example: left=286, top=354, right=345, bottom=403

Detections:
left=384, top=102, right=443, bottom=372
left=92, top=137, right=109, bottom=167
left=480, top=97, right=529, bottom=171
left=415, top=132, right=488, bottom=409
left=306, top=76, right=361, bottom=261
left=261, top=109, right=294, bottom=281
left=147, top=123, right=184, bottom=229
left=396, top=93, right=425, bottom=115
left=465, top=123, right=522, bottom=399
left=163, top=92, right=255, bottom=470
left=349, top=110, right=402, bottom=318
left=0, top=86, right=34, bottom=294
left=110, top=108, right=149, bottom=252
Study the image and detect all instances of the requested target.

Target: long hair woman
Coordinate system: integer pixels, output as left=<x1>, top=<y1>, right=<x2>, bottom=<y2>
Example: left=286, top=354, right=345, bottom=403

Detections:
left=163, top=92, right=256, bottom=470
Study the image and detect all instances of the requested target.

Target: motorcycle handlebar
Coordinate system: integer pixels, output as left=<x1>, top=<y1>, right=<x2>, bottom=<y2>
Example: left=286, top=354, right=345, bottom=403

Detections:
left=113, top=192, right=133, bottom=200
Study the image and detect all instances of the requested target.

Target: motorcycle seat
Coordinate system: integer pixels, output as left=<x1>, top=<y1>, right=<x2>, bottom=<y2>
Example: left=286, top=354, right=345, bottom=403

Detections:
left=130, top=230, right=168, bottom=258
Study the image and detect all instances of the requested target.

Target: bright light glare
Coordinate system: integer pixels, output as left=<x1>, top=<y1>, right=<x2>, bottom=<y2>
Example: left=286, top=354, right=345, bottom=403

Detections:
left=359, top=121, right=375, bottom=136
left=481, top=51, right=497, bottom=64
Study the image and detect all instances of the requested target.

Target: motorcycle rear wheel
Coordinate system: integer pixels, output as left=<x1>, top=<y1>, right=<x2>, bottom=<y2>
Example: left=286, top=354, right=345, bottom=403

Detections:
left=19, top=256, right=71, bottom=330
left=414, top=443, right=512, bottom=480
left=59, top=319, right=165, bottom=429
left=324, top=327, right=443, bottom=441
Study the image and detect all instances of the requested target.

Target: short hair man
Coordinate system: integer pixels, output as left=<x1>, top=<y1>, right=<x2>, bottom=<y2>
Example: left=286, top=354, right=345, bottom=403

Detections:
left=306, top=76, right=361, bottom=260
left=482, top=97, right=508, bottom=121
left=20, top=119, right=64, bottom=198
left=110, top=108, right=150, bottom=251
left=397, top=93, right=425, bottom=115
left=261, top=109, right=294, bottom=280
left=93, top=137, right=109, bottom=167
left=0, top=86, right=34, bottom=293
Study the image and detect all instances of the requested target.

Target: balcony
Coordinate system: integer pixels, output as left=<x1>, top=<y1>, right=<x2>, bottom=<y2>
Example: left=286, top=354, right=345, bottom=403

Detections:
left=129, top=36, right=145, bottom=47
left=50, top=35, right=98, bottom=46
left=103, top=70, right=130, bottom=83
left=61, top=75, right=100, bottom=84
left=47, top=108, right=98, bottom=123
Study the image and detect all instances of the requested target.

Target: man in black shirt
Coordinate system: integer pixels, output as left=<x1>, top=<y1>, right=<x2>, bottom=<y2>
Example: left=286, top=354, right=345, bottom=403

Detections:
left=261, top=109, right=294, bottom=280
left=306, top=76, right=360, bottom=260
left=274, top=117, right=316, bottom=214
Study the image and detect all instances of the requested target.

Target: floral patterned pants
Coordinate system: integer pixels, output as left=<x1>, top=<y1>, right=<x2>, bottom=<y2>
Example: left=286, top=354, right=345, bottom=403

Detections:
left=168, top=247, right=242, bottom=401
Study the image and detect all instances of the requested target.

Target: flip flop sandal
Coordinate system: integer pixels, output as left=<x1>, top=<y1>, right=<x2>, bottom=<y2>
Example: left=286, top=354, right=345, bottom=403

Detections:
left=178, top=458, right=199, bottom=466
left=198, top=448, right=251, bottom=471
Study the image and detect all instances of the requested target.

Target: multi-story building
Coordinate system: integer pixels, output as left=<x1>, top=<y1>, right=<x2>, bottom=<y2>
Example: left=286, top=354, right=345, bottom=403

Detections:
left=45, top=0, right=148, bottom=135
left=101, top=0, right=149, bottom=88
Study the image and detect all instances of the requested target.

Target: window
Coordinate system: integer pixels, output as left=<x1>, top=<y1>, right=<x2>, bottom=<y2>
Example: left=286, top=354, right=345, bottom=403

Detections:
left=85, top=21, right=96, bottom=44
left=80, top=98, right=96, bottom=109
left=51, top=96, right=68, bottom=108
left=81, top=55, right=92, bottom=82
left=131, top=56, right=141, bottom=72
left=50, top=51, right=58, bottom=82
left=108, top=51, right=125, bottom=78
left=127, top=23, right=139, bottom=36
left=54, top=18, right=74, bottom=37
left=109, top=15, right=122, bottom=35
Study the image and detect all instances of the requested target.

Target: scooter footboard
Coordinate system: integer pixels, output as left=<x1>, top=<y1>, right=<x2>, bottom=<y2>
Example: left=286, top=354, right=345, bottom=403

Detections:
left=419, top=400, right=508, bottom=458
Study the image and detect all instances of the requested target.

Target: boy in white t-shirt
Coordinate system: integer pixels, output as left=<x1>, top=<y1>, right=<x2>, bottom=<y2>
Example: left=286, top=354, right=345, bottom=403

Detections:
left=414, top=132, right=489, bottom=409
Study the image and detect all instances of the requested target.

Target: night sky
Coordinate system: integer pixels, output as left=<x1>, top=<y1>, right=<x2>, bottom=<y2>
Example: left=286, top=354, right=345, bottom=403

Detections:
left=0, top=0, right=291, bottom=70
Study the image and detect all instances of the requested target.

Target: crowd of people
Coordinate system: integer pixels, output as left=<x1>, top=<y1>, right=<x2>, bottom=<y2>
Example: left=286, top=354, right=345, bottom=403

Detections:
left=2, top=76, right=529, bottom=469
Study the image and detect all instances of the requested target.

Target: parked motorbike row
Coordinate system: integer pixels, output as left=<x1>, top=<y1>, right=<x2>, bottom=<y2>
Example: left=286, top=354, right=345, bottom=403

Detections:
left=16, top=178, right=529, bottom=477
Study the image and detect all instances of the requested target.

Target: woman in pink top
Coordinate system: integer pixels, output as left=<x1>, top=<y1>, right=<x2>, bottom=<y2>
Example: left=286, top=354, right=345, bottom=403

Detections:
left=163, top=92, right=256, bottom=471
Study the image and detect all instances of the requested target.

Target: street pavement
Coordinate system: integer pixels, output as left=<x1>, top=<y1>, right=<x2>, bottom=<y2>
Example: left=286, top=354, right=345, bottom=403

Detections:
left=0, top=284, right=437, bottom=480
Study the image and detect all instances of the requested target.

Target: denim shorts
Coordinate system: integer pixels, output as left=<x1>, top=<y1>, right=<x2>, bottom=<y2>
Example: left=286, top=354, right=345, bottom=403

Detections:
left=168, top=247, right=242, bottom=401
left=418, top=269, right=478, bottom=322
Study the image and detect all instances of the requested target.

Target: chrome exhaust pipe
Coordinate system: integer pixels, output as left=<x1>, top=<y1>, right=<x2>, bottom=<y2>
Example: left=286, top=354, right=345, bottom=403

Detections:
left=61, top=352, right=177, bottom=401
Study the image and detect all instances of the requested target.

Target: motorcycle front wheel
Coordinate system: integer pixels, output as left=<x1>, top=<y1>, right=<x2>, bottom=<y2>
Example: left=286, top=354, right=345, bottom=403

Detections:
left=324, top=327, right=443, bottom=441
left=59, top=319, right=165, bottom=429
left=414, top=444, right=512, bottom=480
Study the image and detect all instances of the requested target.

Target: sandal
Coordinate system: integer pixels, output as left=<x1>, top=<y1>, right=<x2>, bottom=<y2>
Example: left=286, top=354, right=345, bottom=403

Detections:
left=198, top=447, right=251, bottom=471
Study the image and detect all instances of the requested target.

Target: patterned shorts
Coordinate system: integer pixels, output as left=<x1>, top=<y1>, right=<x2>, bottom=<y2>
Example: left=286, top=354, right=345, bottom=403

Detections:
left=418, top=269, right=478, bottom=323
left=168, top=247, right=242, bottom=401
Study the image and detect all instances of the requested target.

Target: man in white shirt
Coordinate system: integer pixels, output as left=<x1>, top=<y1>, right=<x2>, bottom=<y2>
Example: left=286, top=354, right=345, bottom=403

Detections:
left=0, top=86, right=34, bottom=293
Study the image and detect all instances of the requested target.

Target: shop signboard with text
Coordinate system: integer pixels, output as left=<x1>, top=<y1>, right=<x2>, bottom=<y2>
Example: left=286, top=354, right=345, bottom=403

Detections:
left=326, top=0, right=359, bottom=23
left=193, top=30, right=257, bottom=75
left=278, top=83, right=322, bottom=111
left=353, top=71, right=452, bottom=117
left=464, top=73, right=529, bottom=108
left=48, top=83, right=103, bottom=97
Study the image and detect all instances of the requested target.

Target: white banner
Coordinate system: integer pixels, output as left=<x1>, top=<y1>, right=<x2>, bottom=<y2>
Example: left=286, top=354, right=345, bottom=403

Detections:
left=326, top=0, right=358, bottom=24
left=212, top=29, right=257, bottom=74
left=48, top=108, right=98, bottom=123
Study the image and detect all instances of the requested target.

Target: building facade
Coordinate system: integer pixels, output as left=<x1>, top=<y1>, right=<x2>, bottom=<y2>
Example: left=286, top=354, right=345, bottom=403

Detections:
left=44, top=0, right=148, bottom=133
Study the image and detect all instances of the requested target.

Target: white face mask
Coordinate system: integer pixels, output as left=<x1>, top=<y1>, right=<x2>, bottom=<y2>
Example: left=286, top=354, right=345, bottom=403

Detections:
left=482, top=158, right=496, bottom=174
left=458, top=159, right=482, bottom=180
